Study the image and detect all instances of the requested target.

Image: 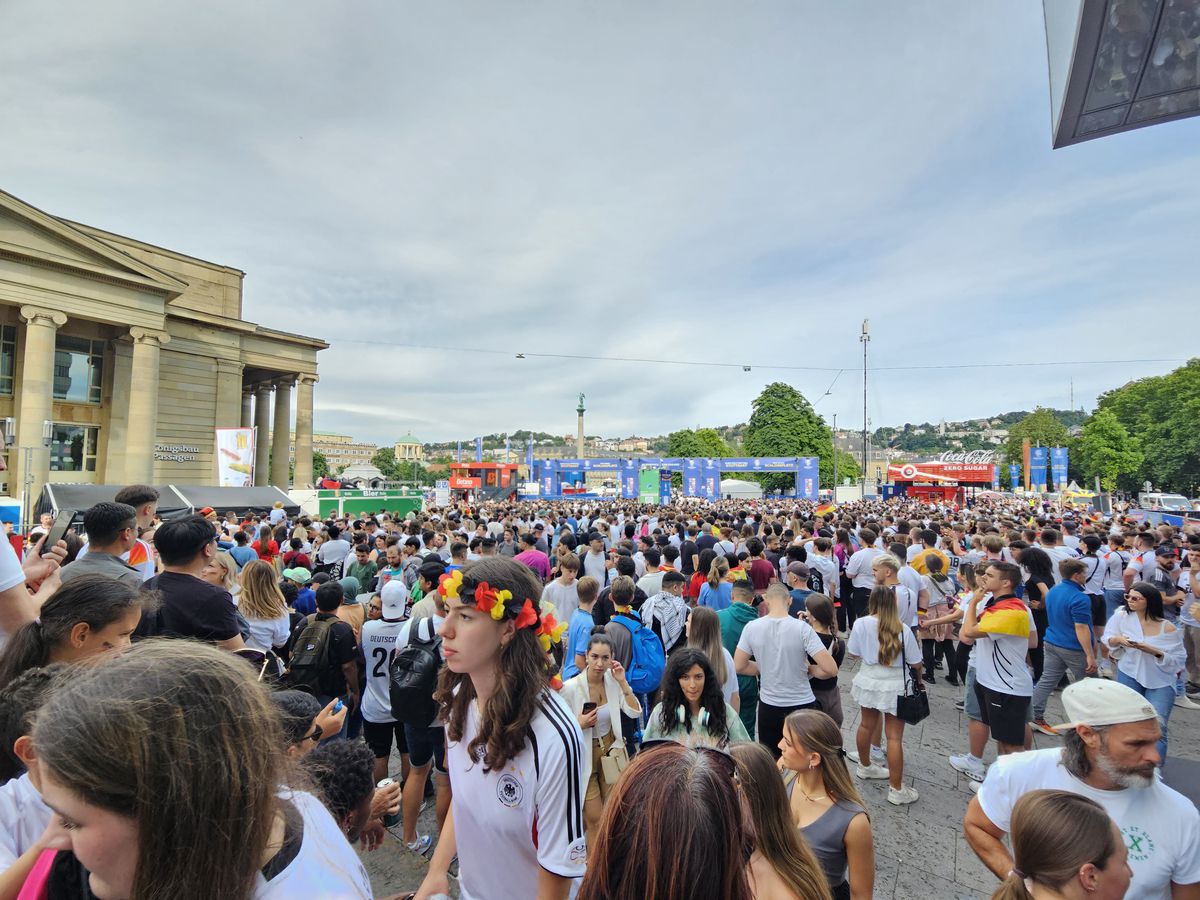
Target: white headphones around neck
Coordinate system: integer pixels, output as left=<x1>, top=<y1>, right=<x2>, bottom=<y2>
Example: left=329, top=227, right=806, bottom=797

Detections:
left=677, top=705, right=710, bottom=728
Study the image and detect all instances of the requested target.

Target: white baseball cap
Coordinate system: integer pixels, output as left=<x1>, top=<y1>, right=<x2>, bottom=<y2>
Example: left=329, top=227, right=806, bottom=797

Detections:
left=380, top=580, right=410, bottom=620
left=1054, top=680, right=1158, bottom=732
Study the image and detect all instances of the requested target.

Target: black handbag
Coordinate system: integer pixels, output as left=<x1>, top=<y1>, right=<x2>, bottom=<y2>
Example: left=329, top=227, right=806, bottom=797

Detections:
left=895, top=634, right=930, bottom=725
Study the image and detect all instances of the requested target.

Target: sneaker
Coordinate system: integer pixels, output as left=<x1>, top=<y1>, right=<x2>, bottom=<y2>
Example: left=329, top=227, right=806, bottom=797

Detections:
left=887, top=785, right=919, bottom=805
left=1031, top=718, right=1059, bottom=736
left=1174, top=694, right=1200, bottom=710
left=954, top=698, right=966, bottom=712
left=948, top=754, right=986, bottom=782
left=968, top=780, right=980, bottom=794
left=855, top=764, right=890, bottom=780
left=847, top=747, right=887, bottom=766
left=1098, top=662, right=1115, bottom=679
left=406, top=834, right=432, bottom=855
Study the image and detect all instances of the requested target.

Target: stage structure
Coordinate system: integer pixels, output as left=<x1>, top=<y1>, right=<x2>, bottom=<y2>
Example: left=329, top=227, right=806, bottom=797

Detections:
left=532, top=456, right=820, bottom=501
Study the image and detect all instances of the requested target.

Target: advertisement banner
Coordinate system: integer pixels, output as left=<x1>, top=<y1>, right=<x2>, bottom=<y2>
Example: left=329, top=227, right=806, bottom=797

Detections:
left=620, top=459, right=638, bottom=499
left=1029, top=447, right=1048, bottom=491
left=434, top=479, right=450, bottom=506
left=638, top=468, right=660, bottom=504
left=659, top=471, right=672, bottom=504
left=993, top=465, right=1001, bottom=487
left=700, top=459, right=720, bottom=499
left=215, top=428, right=255, bottom=487
left=1050, top=447, right=1069, bottom=490
left=474, top=437, right=482, bottom=463
left=1009, top=463, right=1021, bottom=490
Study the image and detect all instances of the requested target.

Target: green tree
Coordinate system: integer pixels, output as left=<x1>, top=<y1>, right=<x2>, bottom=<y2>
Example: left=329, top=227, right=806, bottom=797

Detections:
left=743, top=382, right=835, bottom=490
left=1098, top=359, right=1200, bottom=493
left=371, top=447, right=401, bottom=479
left=1077, top=409, right=1142, bottom=492
left=312, top=451, right=329, bottom=480
left=831, top=449, right=861, bottom=486
left=694, top=428, right=731, bottom=458
left=666, top=429, right=705, bottom=459
left=1002, top=407, right=1071, bottom=466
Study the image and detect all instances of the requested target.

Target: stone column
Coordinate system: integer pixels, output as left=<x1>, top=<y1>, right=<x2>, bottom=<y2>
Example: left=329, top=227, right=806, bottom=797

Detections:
left=253, top=382, right=273, bottom=486
left=213, top=358, right=245, bottom=430
left=270, top=376, right=294, bottom=488
left=125, top=328, right=171, bottom=485
left=240, top=387, right=254, bottom=429
left=293, top=374, right=318, bottom=488
left=14, top=306, right=67, bottom=522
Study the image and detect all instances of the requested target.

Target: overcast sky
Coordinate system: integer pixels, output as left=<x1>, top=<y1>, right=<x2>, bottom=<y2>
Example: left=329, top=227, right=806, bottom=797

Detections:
left=2, top=1, right=1197, bottom=446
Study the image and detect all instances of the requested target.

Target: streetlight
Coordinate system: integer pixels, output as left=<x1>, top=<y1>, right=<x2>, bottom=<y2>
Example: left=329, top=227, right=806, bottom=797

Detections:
left=20, top=421, right=53, bottom=534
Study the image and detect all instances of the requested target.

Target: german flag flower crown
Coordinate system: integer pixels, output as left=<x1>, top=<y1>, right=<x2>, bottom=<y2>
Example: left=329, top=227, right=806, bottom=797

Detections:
left=438, top=570, right=567, bottom=651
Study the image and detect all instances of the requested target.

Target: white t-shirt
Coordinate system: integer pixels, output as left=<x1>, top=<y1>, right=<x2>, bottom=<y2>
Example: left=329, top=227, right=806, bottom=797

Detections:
left=0, top=772, right=51, bottom=870
left=973, top=603, right=1036, bottom=697
left=894, top=585, right=919, bottom=628
left=255, top=790, right=373, bottom=899
left=719, top=647, right=739, bottom=704
left=1103, top=549, right=1131, bottom=592
left=978, top=748, right=1200, bottom=900
left=845, top=548, right=883, bottom=589
left=0, top=540, right=24, bottom=594
left=1128, top=550, right=1158, bottom=584
left=736, top=616, right=826, bottom=706
left=359, top=617, right=408, bottom=723
left=245, top=613, right=291, bottom=653
left=581, top=550, right=608, bottom=585
left=448, top=690, right=587, bottom=900
left=846, top=615, right=920, bottom=668
left=542, top=579, right=580, bottom=623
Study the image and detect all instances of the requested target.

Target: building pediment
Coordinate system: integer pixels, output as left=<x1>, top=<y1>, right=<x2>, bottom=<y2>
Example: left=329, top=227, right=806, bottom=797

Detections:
left=0, top=189, right=187, bottom=297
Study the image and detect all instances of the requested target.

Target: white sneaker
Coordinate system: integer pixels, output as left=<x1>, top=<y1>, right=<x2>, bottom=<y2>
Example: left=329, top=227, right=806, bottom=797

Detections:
left=948, top=754, right=986, bottom=782
left=968, top=780, right=980, bottom=794
left=887, top=785, right=919, bottom=805
left=1174, top=694, right=1200, bottom=710
left=847, top=747, right=887, bottom=765
left=855, top=764, right=890, bottom=780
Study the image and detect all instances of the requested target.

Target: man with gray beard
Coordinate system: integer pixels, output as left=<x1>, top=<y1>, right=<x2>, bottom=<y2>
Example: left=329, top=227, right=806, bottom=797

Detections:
left=964, top=680, right=1200, bottom=899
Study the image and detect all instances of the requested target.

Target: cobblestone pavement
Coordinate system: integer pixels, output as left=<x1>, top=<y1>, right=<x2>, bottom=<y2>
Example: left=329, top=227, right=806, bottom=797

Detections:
left=361, top=660, right=1200, bottom=899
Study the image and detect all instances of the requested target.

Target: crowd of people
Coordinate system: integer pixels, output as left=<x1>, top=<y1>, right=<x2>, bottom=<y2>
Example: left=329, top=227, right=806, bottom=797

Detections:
left=0, top=485, right=1198, bottom=899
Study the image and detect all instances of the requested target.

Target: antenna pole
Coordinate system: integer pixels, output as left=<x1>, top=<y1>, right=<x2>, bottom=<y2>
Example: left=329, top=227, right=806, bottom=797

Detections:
left=860, top=320, right=870, bottom=486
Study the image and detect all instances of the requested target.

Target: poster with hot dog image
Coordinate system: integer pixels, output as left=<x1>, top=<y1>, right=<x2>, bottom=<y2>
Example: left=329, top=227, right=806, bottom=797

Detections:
left=215, top=428, right=256, bottom=486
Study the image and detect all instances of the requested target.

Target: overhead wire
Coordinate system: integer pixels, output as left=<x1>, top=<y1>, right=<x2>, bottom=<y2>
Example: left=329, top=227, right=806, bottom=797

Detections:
left=327, top=334, right=1186, bottom=374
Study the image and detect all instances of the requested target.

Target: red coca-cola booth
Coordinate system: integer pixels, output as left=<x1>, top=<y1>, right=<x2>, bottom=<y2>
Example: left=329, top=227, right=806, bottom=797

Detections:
left=887, top=460, right=994, bottom=504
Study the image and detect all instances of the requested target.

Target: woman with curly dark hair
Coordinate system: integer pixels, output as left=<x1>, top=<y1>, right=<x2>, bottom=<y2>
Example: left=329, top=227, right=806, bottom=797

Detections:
left=642, top=647, right=749, bottom=747
left=415, top=557, right=585, bottom=900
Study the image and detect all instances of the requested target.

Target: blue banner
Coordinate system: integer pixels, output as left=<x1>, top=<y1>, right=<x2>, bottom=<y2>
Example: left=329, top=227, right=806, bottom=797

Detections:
left=1029, top=446, right=1048, bottom=491
left=504, top=435, right=510, bottom=461
left=795, top=456, right=819, bottom=500
left=659, top=471, right=672, bottom=504
left=1009, top=462, right=1020, bottom=489
left=525, top=440, right=534, bottom=472
left=701, top=459, right=720, bottom=499
left=475, top=437, right=482, bottom=462
left=993, top=465, right=1001, bottom=487
left=620, top=459, right=638, bottom=499
left=456, top=440, right=462, bottom=464
left=1050, top=447, right=1069, bottom=490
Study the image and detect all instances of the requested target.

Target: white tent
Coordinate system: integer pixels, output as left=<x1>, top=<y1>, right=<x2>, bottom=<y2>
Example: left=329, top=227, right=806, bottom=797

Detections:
left=720, top=478, right=763, bottom=500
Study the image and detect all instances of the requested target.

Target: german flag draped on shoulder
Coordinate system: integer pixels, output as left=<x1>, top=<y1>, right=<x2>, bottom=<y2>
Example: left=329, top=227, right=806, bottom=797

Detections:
left=977, top=597, right=1031, bottom=638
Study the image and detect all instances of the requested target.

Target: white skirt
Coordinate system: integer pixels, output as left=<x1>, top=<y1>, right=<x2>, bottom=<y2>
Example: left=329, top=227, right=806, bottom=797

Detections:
left=851, top=664, right=905, bottom=715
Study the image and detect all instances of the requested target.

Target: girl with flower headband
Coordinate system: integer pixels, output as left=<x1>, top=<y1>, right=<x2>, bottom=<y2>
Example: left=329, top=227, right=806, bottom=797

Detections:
left=414, top=557, right=585, bottom=900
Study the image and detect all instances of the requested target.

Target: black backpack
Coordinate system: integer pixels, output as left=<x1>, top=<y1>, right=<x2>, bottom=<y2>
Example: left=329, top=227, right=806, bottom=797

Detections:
left=389, top=618, right=442, bottom=726
left=284, top=615, right=335, bottom=693
left=806, top=567, right=825, bottom=595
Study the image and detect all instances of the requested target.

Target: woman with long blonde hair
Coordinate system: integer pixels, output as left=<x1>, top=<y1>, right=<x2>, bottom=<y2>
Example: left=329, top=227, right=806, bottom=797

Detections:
left=687, top=606, right=739, bottom=712
left=730, top=742, right=832, bottom=900
left=237, top=559, right=291, bottom=652
left=699, top=556, right=733, bottom=611
left=778, top=710, right=873, bottom=900
left=845, top=586, right=922, bottom=806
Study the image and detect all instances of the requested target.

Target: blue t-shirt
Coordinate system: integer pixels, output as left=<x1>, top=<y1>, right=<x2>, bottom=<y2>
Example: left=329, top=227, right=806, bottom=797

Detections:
left=1043, top=580, right=1092, bottom=651
left=229, top=545, right=258, bottom=571
left=293, top=587, right=317, bottom=616
left=788, top=588, right=811, bottom=618
left=562, top=608, right=594, bottom=680
left=698, top=581, right=733, bottom=611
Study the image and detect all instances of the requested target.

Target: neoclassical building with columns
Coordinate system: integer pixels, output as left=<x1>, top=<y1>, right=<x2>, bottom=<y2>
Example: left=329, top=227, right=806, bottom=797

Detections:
left=0, top=187, right=325, bottom=504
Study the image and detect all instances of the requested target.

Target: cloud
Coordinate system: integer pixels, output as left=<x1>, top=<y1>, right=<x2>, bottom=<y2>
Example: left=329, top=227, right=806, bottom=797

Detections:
left=1, top=0, right=1197, bottom=446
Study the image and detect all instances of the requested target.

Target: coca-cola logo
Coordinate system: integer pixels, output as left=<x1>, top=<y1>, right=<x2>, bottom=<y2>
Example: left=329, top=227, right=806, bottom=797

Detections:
left=938, top=450, right=996, bottom=464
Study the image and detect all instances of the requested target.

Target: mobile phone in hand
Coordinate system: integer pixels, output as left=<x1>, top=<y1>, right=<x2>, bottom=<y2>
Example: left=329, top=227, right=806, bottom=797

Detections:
left=582, top=702, right=597, bottom=714
left=44, top=508, right=75, bottom=549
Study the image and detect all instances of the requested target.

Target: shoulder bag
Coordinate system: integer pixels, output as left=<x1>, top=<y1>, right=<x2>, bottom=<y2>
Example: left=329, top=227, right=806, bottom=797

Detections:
left=894, top=633, right=930, bottom=725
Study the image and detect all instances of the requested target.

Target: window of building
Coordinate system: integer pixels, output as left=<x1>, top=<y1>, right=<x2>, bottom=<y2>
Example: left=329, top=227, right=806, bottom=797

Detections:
left=53, top=335, right=104, bottom=404
left=0, top=325, right=15, bottom=395
left=49, top=423, right=99, bottom=472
